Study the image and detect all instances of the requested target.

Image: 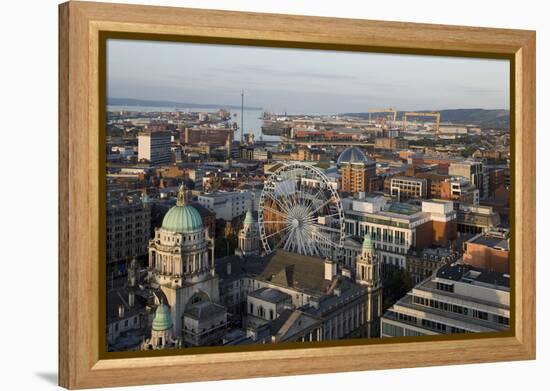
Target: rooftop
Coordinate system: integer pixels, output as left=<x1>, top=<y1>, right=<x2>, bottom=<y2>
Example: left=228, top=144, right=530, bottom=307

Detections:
left=106, top=287, right=147, bottom=323
left=387, top=202, right=421, bottom=216
left=248, top=287, right=291, bottom=304
left=470, top=233, right=509, bottom=251
left=184, top=301, right=226, bottom=320
left=259, top=250, right=331, bottom=295
left=436, top=262, right=510, bottom=289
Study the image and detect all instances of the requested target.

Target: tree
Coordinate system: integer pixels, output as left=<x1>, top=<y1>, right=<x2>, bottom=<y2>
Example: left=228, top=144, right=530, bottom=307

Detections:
left=382, top=268, right=414, bottom=312
left=214, top=234, right=238, bottom=259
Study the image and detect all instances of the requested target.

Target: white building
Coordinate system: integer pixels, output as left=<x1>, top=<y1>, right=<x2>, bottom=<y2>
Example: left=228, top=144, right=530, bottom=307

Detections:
left=187, top=167, right=205, bottom=190
left=198, top=190, right=260, bottom=221
left=380, top=262, right=510, bottom=337
left=300, top=175, right=339, bottom=191
left=342, top=196, right=456, bottom=274
left=246, top=288, right=293, bottom=328
left=111, top=145, right=136, bottom=160
left=449, top=160, right=488, bottom=199
left=138, top=131, right=172, bottom=165
left=447, top=176, right=480, bottom=205
left=389, top=176, right=428, bottom=200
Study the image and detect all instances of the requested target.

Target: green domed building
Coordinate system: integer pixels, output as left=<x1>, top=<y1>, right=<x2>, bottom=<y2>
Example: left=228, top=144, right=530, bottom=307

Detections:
left=146, top=184, right=223, bottom=341
left=160, top=195, right=204, bottom=233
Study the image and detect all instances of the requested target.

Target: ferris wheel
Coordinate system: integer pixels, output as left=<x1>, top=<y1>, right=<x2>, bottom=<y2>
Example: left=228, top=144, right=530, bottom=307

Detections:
left=258, top=162, right=345, bottom=259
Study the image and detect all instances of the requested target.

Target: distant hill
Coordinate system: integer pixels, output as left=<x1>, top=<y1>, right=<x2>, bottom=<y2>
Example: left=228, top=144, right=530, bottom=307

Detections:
left=436, top=109, right=509, bottom=129
left=343, top=108, right=510, bottom=129
left=107, top=97, right=263, bottom=111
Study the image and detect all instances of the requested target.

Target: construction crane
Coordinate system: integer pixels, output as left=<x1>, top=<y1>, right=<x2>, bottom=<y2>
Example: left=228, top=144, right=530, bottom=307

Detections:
left=403, top=112, right=441, bottom=133
left=368, top=108, right=397, bottom=122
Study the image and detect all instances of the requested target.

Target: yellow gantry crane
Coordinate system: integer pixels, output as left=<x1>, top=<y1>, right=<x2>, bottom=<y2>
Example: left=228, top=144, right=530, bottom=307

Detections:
left=368, top=108, right=397, bottom=122
left=403, top=112, right=441, bottom=133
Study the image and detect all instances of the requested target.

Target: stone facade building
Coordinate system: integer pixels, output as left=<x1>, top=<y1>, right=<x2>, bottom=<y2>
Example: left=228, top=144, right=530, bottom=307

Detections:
left=215, top=244, right=384, bottom=344
left=106, top=192, right=151, bottom=276
left=147, top=185, right=227, bottom=341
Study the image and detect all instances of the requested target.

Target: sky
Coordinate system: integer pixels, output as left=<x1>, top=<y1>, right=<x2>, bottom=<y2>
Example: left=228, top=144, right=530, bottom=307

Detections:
left=107, top=39, right=510, bottom=114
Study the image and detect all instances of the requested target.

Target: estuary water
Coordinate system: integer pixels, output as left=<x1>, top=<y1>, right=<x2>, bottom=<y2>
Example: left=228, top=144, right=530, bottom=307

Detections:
left=108, top=105, right=279, bottom=142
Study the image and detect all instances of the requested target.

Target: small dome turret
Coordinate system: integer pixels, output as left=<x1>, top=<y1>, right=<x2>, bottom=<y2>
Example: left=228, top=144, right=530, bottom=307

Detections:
left=362, top=233, right=373, bottom=250
left=152, top=303, right=173, bottom=332
left=243, top=209, right=255, bottom=226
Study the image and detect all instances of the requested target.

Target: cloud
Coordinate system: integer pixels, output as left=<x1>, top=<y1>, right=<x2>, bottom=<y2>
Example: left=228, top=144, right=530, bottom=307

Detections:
left=210, top=64, right=359, bottom=81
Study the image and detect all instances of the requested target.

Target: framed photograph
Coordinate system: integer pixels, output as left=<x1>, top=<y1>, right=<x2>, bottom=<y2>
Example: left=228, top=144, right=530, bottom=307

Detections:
left=59, top=1, right=536, bottom=389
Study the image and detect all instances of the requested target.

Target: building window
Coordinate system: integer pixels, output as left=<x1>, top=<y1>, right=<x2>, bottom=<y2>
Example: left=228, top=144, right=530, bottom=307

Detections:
left=473, top=310, right=489, bottom=321
left=497, top=315, right=509, bottom=325
left=382, top=322, right=404, bottom=337
left=435, top=282, right=454, bottom=293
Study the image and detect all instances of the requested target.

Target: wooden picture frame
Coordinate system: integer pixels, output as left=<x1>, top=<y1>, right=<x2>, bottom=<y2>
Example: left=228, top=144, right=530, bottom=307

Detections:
left=59, top=1, right=536, bottom=389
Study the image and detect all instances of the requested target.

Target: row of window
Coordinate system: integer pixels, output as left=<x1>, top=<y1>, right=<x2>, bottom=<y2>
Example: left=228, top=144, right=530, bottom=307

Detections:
left=381, top=254, right=405, bottom=267
left=107, top=222, right=146, bottom=232
left=382, top=322, right=423, bottom=337
left=435, top=282, right=455, bottom=293
left=249, top=303, right=275, bottom=320
left=108, top=248, right=143, bottom=260
left=421, top=318, right=447, bottom=332
left=413, top=295, right=468, bottom=316
left=382, top=322, right=426, bottom=337
left=347, top=216, right=410, bottom=229
left=110, top=229, right=146, bottom=239
left=352, top=227, right=409, bottom=247
left=107, top=238, right=145, bottom=248
left=108, top=214, right=149, bottom=225
left=412, top=295, right=509, bottom=325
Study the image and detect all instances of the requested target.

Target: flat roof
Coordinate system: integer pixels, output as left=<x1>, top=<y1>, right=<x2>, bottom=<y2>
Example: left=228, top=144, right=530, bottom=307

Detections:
left=387, top=202, right=422, bottom=216
left=248, top=287, right=291, bottom=304
left=436, top=262, right=509, bottom=288
left=391, top=176, right=426, bottom=182
left=470, top=234, right=509, bottom=251
left=425, top=199, right=453, bottom=205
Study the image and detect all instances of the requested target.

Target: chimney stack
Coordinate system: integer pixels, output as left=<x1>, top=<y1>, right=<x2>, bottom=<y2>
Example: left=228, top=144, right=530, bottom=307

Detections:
left=128, top=291, right=135, bottom=308
left=324, top=258, right=336, bottom=281
left=118, top=304, right=125, bottom=318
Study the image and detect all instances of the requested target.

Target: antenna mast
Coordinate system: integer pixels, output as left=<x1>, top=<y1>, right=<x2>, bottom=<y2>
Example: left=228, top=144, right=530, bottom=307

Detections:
left=240, top=90, right=244, bottom=143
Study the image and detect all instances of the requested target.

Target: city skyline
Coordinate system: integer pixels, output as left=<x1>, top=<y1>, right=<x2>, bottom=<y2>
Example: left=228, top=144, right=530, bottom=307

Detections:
left=105, top=38, right=511, bottom=352
left=107, top=39, right=510, bottom=114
